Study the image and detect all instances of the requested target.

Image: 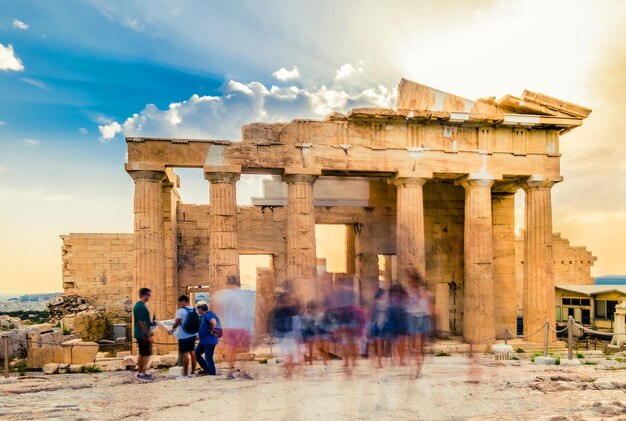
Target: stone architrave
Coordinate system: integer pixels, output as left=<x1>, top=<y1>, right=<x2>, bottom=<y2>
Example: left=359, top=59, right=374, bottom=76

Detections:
left=393, top=170, right=431, bottom=285
left=522, top=176, right=560, bottom=343
left=125, top=163, right=168, bottom=331
left=204, top=165, right=241, bottom=293
left=283, top=167, right=320, bottom=302
left=459, top=176, right=496, bottom=344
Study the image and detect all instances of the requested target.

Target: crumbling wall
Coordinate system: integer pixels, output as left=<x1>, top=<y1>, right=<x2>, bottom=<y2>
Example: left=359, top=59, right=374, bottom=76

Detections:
left=60, top=233, right=133, bottom=309
left=515, top=231, right=596, bottom=311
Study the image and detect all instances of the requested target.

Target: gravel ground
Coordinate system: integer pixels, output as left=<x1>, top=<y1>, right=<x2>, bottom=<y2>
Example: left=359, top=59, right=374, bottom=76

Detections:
left=1, top=354, right=625, bottom=420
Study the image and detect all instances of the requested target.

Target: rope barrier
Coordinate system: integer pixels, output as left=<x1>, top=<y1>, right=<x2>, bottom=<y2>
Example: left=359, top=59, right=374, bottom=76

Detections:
left=548, top=325, right=568, bottom=334
left=522, top=323, right=547, bottom=340
left=572, top=322, right=626, bottom=337
left=1, top=335, right=236, bottom=348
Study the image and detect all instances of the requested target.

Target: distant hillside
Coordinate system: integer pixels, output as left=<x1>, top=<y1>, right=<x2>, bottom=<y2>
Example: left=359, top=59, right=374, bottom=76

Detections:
left=595, top=275, right=626, bottom=285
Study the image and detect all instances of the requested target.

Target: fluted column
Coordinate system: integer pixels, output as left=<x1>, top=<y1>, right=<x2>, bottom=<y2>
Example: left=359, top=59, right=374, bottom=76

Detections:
left=459, top=177, right=495, bottom=344
left=283, top=167, right=320, bottom=302
left=126, top=165, right=167, bottom=322
left=393, top=170, right=430, bottom=285
left=492, top=189, right=518, bottom=339
left=126, top=163, right=170, bottom=353
left=204, top=165, right=241, bottom=293
left=522, top=176, right=560, bottom=342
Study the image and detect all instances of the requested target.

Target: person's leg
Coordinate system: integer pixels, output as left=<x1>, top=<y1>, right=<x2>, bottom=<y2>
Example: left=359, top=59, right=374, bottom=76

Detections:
left=308, top=341, right=314, bottom=365
left=181, top=351, right=190, bottom=376
left=195, top=343, right=208, bottom=372
left=376, top=338, right=383, bottom=368
left=137, top=354, right=145, bottom=374
left=190, top=349, right=197, bottom=375
left=205, top=344, right=216, bottom=375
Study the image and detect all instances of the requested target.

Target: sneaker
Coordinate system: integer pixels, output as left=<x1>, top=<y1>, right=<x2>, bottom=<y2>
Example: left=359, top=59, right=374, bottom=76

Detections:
left=238, top=372, right=254, bottom=380
left=175, top=375, right=188, bottom=380
left=136, top=373, right=153, bottom=381
left=186, top=374, right=196, bottom=378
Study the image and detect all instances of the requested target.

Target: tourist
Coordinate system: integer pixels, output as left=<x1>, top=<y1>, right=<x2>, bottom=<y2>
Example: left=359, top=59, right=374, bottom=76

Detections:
left=369, top=288, right=387, bottom=368
left=327, top=277, right=362, bottom=372
left=212, top=275, right=254, bottom=380
left=168, top=295, right=199, bottom=378
left=407, top=272, right=433, bottom=377
left=384, top=283, right=409, bottom=366
left=272, top=280, right=301, bottom=378
left=133, top=287, right=154, bottom=380
left=301, top=300, right=319, bottom=365
left=194, top=301, right=219, bottom=376
left=314, top=300, right=331, bottom=366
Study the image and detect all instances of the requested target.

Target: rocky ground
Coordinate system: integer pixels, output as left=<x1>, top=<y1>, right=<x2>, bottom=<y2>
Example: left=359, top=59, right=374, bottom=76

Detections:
left=1, top=353, right=625, bottom=420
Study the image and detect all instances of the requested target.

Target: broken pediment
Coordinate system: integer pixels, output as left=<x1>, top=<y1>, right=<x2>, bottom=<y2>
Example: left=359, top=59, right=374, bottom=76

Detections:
left=396, top=78, right=591, bottom=119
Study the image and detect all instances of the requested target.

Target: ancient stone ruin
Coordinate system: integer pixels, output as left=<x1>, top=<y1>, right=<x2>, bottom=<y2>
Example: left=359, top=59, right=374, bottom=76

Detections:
left=60, top=78, right=593, bottom=349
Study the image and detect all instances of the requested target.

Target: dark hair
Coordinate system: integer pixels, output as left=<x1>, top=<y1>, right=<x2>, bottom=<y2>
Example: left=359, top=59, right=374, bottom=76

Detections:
left=139, top=288, right=151, bottom=298
left=374, top=288, right=386, bottom=300
left=227, top=275, right=241, bottom=286
left=197, top=304, right=208, bottom=311
left=178, top=295, right=189, bottom=303
left=407, top=270, right=426, bottom=288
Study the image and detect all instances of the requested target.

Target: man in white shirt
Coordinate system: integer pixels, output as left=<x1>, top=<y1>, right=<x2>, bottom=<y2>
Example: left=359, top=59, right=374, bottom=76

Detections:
left=168, top=295, right=198, bottom=377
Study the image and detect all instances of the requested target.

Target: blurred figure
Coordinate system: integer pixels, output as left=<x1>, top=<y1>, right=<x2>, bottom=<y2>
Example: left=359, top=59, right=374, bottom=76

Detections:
left=369, top=288, right=387, bottom=368
left=327, top=277, right=362, bottom=371
left=194, top=301, right=218, bottom=376
left=301, top=300, right=318, bottom=365
left=212, top=275, right=254, bottom=380
left=407, top=272, right=433, bottom=377
left=315, top=301, right=331, bottom=366
left=272, top=279, right=301, bottom=378
left=384, top=283, right=409, bottom=366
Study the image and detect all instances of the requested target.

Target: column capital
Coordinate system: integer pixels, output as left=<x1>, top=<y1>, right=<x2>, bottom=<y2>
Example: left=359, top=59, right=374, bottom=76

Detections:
left=393, top=170, right=432, bottom=188
left=456, top=174, right=499, bottom=190
left=204, top=165, right=241, bottom=184
left=521, top=175, right=563, bottom=191
left=282, top=167, right=321, bottom=184
left=125, top=163, right=166, bottom=182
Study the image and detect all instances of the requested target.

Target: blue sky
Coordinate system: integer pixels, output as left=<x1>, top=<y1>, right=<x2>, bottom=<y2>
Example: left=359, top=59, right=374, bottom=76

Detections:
left=1, top=0, right=625, bottom=293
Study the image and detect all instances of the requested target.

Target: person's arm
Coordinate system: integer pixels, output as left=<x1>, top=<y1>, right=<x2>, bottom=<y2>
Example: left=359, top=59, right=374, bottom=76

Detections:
left=138, top=320, right=150, bottom=337
left=169, top=317, right=183, bottom=335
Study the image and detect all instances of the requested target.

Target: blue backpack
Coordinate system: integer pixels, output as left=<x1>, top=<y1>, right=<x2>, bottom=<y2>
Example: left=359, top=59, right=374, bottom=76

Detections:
left=182, top=307, right=200, bottom=334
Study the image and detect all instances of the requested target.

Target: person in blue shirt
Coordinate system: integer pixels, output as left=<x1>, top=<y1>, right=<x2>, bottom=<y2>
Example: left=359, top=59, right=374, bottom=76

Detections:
left=195, top=301, right=218, bottom=376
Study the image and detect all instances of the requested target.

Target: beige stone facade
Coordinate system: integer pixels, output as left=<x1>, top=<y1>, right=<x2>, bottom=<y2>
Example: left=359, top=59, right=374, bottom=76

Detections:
left=62, top=78, right=594, bottom=344
left=60, top=233, right=134, bottom=309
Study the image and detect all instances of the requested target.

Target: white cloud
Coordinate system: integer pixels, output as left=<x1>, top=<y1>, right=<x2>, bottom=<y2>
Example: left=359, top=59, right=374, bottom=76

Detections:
left=99, top=66, right=395, bottom=142
left=20, top=78, right=49, bottom=90
left=23, top=139, right=40, bottom=146
left=0, top=164, right=13, bottom=173
left=0, top=44, right=24, bottom=72
left=79, top=128, right=88, bottom=135
left=12, top=19, right=29, bottom=30
left=98, top=121, right=122, bottom=141
left=0, top=121, right=5, bottom=126
left=272, top=66, right=300, bottom=81
left=335, top=62, right=364, bottom=81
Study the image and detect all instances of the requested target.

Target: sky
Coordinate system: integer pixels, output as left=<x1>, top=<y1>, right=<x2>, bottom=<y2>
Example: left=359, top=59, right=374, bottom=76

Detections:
left=0, top=0, right=625, bottom=294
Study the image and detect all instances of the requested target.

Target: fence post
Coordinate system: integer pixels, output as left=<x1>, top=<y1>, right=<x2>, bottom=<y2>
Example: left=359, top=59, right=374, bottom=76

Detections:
left=504, top=329, right=508, bottom=345
left=543, top=319, right=549, bottom=357
left=567, top=316, right=574, bottom=360
left=3, top=335, right=9, bottom=378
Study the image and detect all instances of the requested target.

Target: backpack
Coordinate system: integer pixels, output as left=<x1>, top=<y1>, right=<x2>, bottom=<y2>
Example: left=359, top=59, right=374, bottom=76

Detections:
left=182, top=307, right=200, bottom=334
left=211, top=313, right=223, bottom=338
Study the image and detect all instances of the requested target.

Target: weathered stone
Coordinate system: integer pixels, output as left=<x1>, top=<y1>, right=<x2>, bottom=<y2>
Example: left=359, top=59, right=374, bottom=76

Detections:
left=62, top=340, right=98, bottom=364
left=120, top=355, right=137, bottom=369
left=57, top=363, right=70, bottom=374
left=26, top=347, right=65, bottom=369
left=42, top=363, right=60, bottom=374
left=69, top=364, right=84, bottom=373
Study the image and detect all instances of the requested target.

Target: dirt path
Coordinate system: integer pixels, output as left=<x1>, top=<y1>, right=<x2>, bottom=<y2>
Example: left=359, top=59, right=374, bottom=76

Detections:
left=1, top=355, right=625, bottom=420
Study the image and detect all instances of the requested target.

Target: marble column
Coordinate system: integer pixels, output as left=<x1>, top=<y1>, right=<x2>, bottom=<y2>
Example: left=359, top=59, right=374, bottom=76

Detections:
left=492, top=189, right=518, bottom=339
left=204, top=165, right=241, bottom=294
left=459, top=176, right=496, bottom=344
left=522, top=176, right=560, bottom=342
left=393, top=170, right=430, bottom=285
left=283, top=167, right=320, bottom=302
left=126, top=163, right=169, bottom=352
